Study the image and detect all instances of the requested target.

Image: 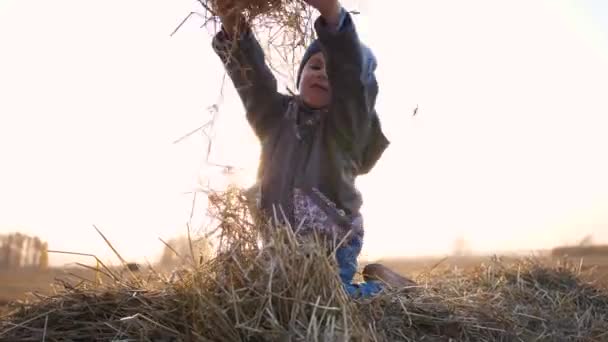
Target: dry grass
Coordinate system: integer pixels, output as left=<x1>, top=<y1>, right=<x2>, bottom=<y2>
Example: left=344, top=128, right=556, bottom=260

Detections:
left=2, top=187, right=608, bottom=341
left=171, top=0, right=318, bottom=89
left=205, top=0, right=312, bottom=28
left=553, top=245, right=608, bottom=258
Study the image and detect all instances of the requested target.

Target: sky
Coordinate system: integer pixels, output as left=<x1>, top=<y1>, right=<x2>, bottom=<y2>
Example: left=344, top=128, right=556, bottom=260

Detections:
left=0, top=0, right=607, bottom=266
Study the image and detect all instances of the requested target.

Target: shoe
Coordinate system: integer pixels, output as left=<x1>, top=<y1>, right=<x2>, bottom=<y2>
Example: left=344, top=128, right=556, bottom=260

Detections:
left=362, top=263, right=417, bottom=289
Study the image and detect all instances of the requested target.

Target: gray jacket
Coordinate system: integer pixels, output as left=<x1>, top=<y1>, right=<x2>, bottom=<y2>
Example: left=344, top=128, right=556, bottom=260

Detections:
left=212, top=11, right=389, bottom=242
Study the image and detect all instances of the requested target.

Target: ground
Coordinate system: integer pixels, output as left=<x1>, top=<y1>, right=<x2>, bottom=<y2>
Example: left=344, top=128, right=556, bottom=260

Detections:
left=2, top=254, right=607, bottom=316
left=0, top=267, right=129, bottom=316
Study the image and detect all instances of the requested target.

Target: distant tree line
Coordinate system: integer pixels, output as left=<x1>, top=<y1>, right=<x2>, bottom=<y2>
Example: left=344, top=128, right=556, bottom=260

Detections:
left=452, top=236, right=472, bottom=257
left=551, top=234, right=608, bottom=258
left=158, top=235, right=212, bottom=270
left=0, top=233, right=48, bottom=270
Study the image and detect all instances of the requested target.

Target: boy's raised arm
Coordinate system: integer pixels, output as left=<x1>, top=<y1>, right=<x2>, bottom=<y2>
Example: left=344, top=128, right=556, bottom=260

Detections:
left=211, top=13, right=286, bottom=140
left=312, top=4, right=377, bottom=159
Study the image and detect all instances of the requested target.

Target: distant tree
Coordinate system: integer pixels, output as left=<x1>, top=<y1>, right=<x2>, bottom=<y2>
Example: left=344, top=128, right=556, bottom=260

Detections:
left=4, top=234, right=14, bottom=268
left=0, top=233, right=49, bottom=269
left=578, top=234, right=594, bottom=247
left=0, top=236, right=8, bottom=268
left=452, top=236, right=472, bottom=257
left=31, top=237, right=42, bottom=267
left=159, top=235, right=213, bottom=270
left=12, top=233, right=23, bottom=268
left=39, top=242, right=49, bottom=270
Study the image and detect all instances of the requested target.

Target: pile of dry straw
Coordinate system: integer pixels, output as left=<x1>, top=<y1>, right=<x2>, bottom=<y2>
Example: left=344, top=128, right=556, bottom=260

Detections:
left=2, top=187, right=608, bottom=341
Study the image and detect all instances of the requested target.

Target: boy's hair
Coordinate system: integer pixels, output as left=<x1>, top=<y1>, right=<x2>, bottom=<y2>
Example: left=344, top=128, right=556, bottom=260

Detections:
left=295, top=40, right=378, bottom=92
left=296, top=40, right=323, bottom=88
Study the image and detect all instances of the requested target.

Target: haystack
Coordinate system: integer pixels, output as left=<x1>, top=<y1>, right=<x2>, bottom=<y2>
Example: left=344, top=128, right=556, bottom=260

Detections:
left=2, top=188, right=608, bottom=341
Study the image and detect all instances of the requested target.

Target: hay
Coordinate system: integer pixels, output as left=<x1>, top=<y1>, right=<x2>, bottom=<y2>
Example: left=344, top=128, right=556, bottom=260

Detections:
left=207, top=0, right=310, bottom=25
left=171, top=0, right=316, bottom=88
left=2, top=188, right=608, bottom=341
left=206, top=0, right=313, bottom=37
left=185, top=0, right=316, bottom=59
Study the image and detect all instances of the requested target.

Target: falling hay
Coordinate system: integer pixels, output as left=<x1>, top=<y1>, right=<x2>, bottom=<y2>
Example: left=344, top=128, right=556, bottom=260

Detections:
left=2, top=187, right=608, bottom=341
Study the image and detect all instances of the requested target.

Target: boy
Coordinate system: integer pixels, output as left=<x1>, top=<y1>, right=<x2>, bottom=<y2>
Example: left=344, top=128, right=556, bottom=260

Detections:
left=211, top=0, right=413, bottom=298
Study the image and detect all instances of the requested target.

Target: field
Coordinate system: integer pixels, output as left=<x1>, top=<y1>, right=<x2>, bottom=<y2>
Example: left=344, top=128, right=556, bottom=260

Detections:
left=2, top=186, right=607, bottom=342
left=2, top=254, right=607, bottom=315
left=379, top=254, right=608, bottom=287
left=0, top=266, right=133, bottom=316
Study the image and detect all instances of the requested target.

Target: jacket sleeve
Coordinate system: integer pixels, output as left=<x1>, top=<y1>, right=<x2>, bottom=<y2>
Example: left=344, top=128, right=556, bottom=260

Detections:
left=212, top=25, right=286, bottom=140
left=315, top=9, right=376, bottom=157
left=359, top=108, right=390, bottom=174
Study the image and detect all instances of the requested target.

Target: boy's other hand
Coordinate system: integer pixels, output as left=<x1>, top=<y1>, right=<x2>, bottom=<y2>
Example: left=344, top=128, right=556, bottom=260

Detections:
left=304, top=0, right=342, bottom=27
left=210, top=0, right=237, bottom=16
left=211, top=0, right=244, bottom=37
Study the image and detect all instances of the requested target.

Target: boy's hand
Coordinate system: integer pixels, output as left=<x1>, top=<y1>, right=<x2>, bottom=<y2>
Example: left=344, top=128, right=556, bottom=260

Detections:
left=211, top=0, right=244, bottom=37
left=304, top=0, right=342, bottom=27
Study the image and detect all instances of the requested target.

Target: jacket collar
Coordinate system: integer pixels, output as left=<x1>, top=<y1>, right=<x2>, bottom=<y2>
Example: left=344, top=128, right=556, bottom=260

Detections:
left=294, top=96, right=328, bottom=119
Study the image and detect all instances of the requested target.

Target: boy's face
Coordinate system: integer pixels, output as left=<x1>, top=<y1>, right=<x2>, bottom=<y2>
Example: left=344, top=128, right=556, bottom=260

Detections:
left=299, top=52, right=331, bottom=109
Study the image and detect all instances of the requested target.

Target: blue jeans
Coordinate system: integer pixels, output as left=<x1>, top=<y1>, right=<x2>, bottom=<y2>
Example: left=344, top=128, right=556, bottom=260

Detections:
left=335, top=236, right=383, bottom=298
